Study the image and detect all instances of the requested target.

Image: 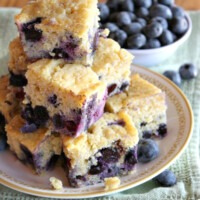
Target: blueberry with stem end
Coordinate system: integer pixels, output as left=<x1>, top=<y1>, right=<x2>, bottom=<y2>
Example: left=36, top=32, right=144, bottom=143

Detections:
left=170, top=17, right=188, bottom=35
left=179, top=63, right=198, bottom=79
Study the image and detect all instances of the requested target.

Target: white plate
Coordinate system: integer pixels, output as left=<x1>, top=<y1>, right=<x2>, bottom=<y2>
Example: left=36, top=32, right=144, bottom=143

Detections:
left=0, top=65, right=193, bottom=199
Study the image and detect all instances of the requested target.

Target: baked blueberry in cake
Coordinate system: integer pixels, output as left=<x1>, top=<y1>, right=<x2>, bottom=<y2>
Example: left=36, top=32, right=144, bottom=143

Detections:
left=92, top=37, right=133, bottom=97
left=23, top=59, right=107, bottom=137
left=6, top=115, right=62, bottom=173
left=62, top=111, right=139, bottom=187
left=106, top=74, right=167, bottom=138
left=15, top=0, right=100, bottom=66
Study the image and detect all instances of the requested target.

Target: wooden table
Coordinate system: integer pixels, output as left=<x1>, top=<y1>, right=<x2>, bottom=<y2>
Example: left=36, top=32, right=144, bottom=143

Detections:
left=0, top=0, right=200, bottom=10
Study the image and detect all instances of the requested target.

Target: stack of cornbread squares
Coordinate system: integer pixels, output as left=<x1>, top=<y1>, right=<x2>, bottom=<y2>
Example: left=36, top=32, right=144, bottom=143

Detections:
left=0, top=0, right=167, bottom=187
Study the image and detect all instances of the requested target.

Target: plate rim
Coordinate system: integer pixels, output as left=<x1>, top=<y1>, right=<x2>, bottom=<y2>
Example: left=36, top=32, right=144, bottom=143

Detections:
left=0, top=65, right=194, bottom=199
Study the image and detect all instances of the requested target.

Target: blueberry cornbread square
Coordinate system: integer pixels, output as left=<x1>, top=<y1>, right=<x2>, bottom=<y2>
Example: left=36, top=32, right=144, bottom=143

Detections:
left=0, top=75, right=23, bottom=125
left=106, top=74, right=167, bottom=138
left=23, top=59, right=107, bottom=137
left=92, top=37, right=133, bottom=97
left=8, top=37, right=29, bottom=87
left=15, top=0, right=100, bottom=66
left=6, top=115, right=62, bottom=173
left=62, top=111, right=139, bottom=187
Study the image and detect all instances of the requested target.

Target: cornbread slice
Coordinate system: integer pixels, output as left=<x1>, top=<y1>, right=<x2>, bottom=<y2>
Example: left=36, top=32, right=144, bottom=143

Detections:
left=0, top=75, right=23, bottom=126
left=6, top=115, right=62, bottom=174
left=92, top=37, right=133, bottom=97
left=15, top=0, right=100, bottom=66
left=23, top=59, right=107, bottom=137
left=106, top=74, right=167, bottom=138
left=62, top=111, right=138, bottom=187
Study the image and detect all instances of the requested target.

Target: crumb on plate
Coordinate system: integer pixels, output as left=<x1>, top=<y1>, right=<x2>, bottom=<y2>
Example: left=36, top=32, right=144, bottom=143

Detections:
left=50, top=177, right=63, bottom=191
left=104, top=177, right=121, bottom=191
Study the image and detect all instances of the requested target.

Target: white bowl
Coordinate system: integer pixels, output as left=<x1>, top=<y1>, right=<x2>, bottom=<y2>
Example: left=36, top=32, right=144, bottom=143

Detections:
left=128, top=14, right=192, bottom=67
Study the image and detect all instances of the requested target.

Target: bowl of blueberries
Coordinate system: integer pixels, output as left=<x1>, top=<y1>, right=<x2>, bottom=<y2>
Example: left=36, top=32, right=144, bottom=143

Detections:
left=99, top=0, right=192, bottom=67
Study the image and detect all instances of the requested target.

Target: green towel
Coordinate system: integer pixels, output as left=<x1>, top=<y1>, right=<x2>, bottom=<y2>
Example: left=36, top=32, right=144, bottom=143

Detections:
left=0, top=8, right=199, bottom=200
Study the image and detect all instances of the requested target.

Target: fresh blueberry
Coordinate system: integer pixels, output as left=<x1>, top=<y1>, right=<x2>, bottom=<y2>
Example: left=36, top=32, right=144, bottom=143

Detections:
left=119, top=0, right=134, bottom=12
left=134, top=18, right=147, bottom=28
left=34, top=106, right=49, bottom=125
left=102, top=22, right=119, bottom=32
left=179, top=63, right=199, bottom=79
left=160, top=30, right=174, bottom=45
left=98, top=3, right=110, bottom=22
left=172, top=6, right=185, bottom=18
left=170, top=17, right=188, bottom=35
left=150, top=16, right=168, bottom=30
left=109, top=29, right=127, bottom=47
left=106, top=0, right=120, bottom=11
left=127, top=33, right=147, bottom=49
left=135, top=7, right=149, bottom=19
left=138, top=139, right=159, bottom=163
left=116, top=12, right=132, bottom=27
left=150, top=4, right=173, bottom=19
left=128, top=12, right=136, bottom=21
left=9, top=72, right=27, bottom=87
left=143, top=22, right=163, bottom=38
left=22, top=18, right=43, bottom=42
left=163, top=70, right=181, bottom=86
left=0, top=134, right=7, bottom=151
left=143, top=38, right=161, bottom=49
left=108, top=12, right=119, bottom=22
left=154, top=169, right=176, bottom=186
left=134, top=0, right=152, bottom=8
left=20, top=122, right=38, bottom=133
left=122, top=22, right=142, bottom=35
left=158, top=0, right=174, bottom=6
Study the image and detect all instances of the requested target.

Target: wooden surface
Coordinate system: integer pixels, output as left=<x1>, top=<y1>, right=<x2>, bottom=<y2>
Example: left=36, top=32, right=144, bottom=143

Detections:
left=0, top=0, right=199, bottom=10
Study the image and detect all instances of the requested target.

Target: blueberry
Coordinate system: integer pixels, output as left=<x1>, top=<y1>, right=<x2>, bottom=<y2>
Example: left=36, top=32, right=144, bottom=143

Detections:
left=20, top=122, right=38, bottom=133
left=9, top=72, right=27, bottom=87
left=102, top=23, right=119, bottom=32
left=22, top=18, right=43, bottom=42
left=150, top=16, right=168, bottom=30
left=154, top=170, right=176, bottom=186
left=108, top=83, right=117, bottom=95
left=179, top=63, right=199, bottom=79
left=158, top=0, right=174, bottom=6
left=157, top=123, right=167, bottom=137
left=127, top=33, right=146, bottom=49
left=170, top=17, right=188, bottom=35
left=172, top=6, right=185, bottom=18
left=150, top=4, right=173, bottom=19
left=53, top=114, right=65, bottom=129
left=21, top=104, right=34, bottom=123
left=116, top=12, right=132, bottom=27
left=0, top=134, right=7, bottom=151
left=89, top=164, right=104, bottom=175
left=128, top=12, right=136, bottom=21
left=109, top=29, right=127, bottom=47
left=106, top=0, right=120, bottom=11
left=119, top=0, right=134, bottom=12
left=163, top=70, right=181, bottom=86
left=142, top=130, right=153, bottom=138
left=143, top=38, right=161, bottom=49
left=134, top=0, right=152, bottom=8
left=34, top=106, right=49, bottom=125
left=98, top=3, right=110, bottom=22
left=134, top=18, right=147, bottom=28
left=138, top=139, right=159, bottom=163
left=48, top=94, right=59, bottom=107
left=143, top=22, right=163, bottom=38
left=124, top=149, right=137, bottom=169
left=108, top=12, right=119, bottom=22
left=120, top=82, right=129, bottom=91
left=160, top=30, right=174, bottom=45
left=135, top=7, right=149, bottom=19
left=123, top=22, right=142, bottom=35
